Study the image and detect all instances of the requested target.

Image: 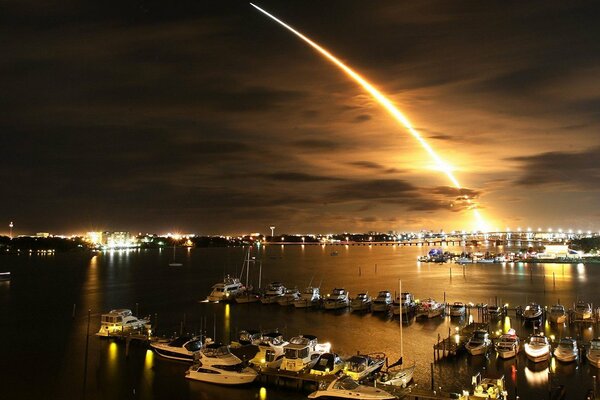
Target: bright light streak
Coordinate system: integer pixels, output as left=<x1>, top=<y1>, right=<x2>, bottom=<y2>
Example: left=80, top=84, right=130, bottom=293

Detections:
left=251, top=3, right=487, bottom=230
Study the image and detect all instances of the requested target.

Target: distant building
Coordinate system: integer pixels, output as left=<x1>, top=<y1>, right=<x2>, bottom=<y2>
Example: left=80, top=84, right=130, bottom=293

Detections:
left=36, top=232, right=50, bottom=238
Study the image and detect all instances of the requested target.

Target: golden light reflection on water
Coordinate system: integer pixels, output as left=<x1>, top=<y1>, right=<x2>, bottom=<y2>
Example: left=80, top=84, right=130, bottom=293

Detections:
left=524, top=366, right=549, bottom=387
left=109, top=342, right=117, bottom=364
left=503, top=316, right=511, bottom=332
left=224, top=304, right=230, bottom=342
left=144, top=349, right=153, bottom=369
left=259, top=387, right=267, bottom=400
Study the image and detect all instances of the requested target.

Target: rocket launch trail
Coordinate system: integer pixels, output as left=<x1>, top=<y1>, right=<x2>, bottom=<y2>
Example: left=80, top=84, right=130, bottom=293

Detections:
left=250, top=3, right=487, bottom=229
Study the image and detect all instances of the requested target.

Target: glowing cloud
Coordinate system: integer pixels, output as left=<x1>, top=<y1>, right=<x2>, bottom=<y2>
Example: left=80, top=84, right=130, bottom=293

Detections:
left=251, top=3, right=487, bottom=230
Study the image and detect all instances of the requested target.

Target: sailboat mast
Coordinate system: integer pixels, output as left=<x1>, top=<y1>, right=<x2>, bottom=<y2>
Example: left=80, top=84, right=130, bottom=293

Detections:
left=399, top=279, right=403, bottom=360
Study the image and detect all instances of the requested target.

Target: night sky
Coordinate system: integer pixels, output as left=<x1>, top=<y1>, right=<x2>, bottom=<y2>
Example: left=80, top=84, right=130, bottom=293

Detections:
left=2, top=1, right=600, bottom=235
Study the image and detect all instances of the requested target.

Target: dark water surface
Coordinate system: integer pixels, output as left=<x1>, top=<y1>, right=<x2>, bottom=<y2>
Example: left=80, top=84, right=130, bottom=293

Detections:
left=1, top=245, right=600, bottom=399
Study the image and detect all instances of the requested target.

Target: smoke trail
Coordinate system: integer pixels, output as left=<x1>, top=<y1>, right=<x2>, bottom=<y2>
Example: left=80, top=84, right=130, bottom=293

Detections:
left=251, top=3, right=486, bottom=229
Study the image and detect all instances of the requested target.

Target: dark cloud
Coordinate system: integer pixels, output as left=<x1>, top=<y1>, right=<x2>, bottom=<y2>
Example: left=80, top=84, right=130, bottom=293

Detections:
left=263, top=172, right=342, bottom=182
left=353, top=114, right=371, bottom=123
left=508, top=146, right=600, bottom=188
left=294, top=139, right=347, bottom=152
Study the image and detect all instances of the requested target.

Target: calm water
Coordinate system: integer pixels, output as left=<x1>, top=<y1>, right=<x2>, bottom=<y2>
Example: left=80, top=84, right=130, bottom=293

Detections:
left=1, top=245, right=600, bottom=400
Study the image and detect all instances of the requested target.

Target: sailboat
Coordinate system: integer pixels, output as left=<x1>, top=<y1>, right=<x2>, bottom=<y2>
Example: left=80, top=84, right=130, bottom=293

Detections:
left=169, top=244, right=183, bottom=267
left=235, top=248, right=262, bottom=303
left=377, top=279, right=415, bottom=388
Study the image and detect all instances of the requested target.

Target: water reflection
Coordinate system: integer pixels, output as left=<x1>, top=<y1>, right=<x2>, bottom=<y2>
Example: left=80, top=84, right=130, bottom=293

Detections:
left=260, top=387, right=267, bottom=400
left=524, top=364, right=549, bottom=387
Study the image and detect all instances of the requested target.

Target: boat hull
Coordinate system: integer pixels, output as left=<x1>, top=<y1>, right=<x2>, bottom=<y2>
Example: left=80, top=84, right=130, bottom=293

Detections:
left=294, top=299, right=317, bottom=308
left=554, top=350, right=577, bottom=363
left=371, top=303, right=390, bottom=313
left=466, top=344, right=489, bottom=356
left=151, top=346, right=195, bottom=362
left=525, top=349, right=550, bottom=363
left=587, top=353, right=600, bottom=368
left=185, top=368, right=257, bottom=385
left=324, top=301, right=349, bottom=310
left=497, top=349, right=517, bottom=359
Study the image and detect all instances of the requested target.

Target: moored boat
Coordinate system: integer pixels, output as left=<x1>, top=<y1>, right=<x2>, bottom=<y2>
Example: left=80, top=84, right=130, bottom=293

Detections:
left=574, top=300, right=592, bottom=321
left=495, top=330, right=519, bottom=359
left=260, top=282, right=286, bottom=304
left=280, top=335, right=330, bottom=372
left=554, top=337, right=578, bottom=363
left=185, top=343, right=257, bottom=385
left=323, top=288, right=350, bottom=310
left=524, top=334, right=551, bottom=363
left=249, top=332, right=288, bottom=369
left=548, top=304, right=566, bottom=324
left=391, top=292, right=416, bottom=316
left=377, top=362, right=415, bottom=388
left=308, top=375, right=395, bottom=400
left=277, top=288, right=301, bottom=306
left=310, top=352, right=344, bottom=376
left=150, top=336, right=204, bottom=362
left=371, top=291, right=392, bottom=313
left=587, top=338, right=600, bottom=368
left=96, top=309, right=150, bottom=337
left=351, top=293, right=372, bottom=312
left=343, top=353, right=385, bottom=381
left=416, top=298, right=445, bottom=319
left=465, top=329, right=491, bottom=356
left=522, top=303, right=543, bottom=321
left=293, top=286, right=321, bottom=308
left=450, top=302, right=466, bottom=317
left=207, top=276, right=244, bottom=302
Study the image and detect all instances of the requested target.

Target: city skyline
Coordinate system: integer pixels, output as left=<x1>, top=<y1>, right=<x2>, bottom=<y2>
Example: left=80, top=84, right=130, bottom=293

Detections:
left=3, top=1, right=600, bottom=234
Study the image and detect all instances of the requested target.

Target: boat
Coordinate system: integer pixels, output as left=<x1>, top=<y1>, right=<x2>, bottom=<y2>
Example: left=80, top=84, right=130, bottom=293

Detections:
left=277, top=288, right=301, bottom=306
left=308, top=375, right=395, bottom=400
left=206, top=276, right=244, bottom=302
left=323, top=288, right=350, bottom=310
left=249, top=332, right=288, bottom=369
left=574, top=300, right=592, bottom=321
left=0, top=271, right=11, bottom=281
left=458, top=374, right=508, bottom=400
left=415, top=298, right=445, bottom=319
left=522, top=303, right=543, bottom=321
left=96, top=309, right=150, bottom=337
left=330, top=251, right=339, bottom=256
left=554, top=337, right=578, bottom=363
left=495, top=330, right=519, bottom=359
left=391, top=292, right=416, bottom=316
left=371, top=291, right=392, bottom=313
left=465, top=329, right=491, bottom=356
left=450, top=302, right=466, bottom=317
left=150, top=336, right=203, bottom=361
left=587, top=338, right=600, bottom=368
left=185, top=343, right=257, bottom=385
left=234, top=248, right=262, bottom=303
left=293, top=286, right=321, bottom=308
left=548, top=304, right=567, bottom=324
left=234, top=291, right=261, bottom=303
left=232, top=330, right=263, bottom=346
left=351, top=293, right=372, bottom=312
left=168, top=244, right=183, bottom=267
left=455, top=257, right=473, bottom=264
left=524, top=334, right=551, bottom=362
left=343, top=353, right=385, bottom=381
left=486, top=305, right=503, bottom=319
left=260, top=282, right=286, bottom=304
left=377, top=361, right=415, bottom=388
left=280, top=335, right=330, bottom=372
left=310, top=352, right=344, bottom=376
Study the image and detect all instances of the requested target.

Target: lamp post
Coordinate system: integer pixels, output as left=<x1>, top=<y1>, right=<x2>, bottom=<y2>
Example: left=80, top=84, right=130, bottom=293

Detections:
left=9, top=221, right=13, bottom=239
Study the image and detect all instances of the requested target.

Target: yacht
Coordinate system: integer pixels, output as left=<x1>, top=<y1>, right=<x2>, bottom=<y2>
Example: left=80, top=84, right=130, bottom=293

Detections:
left=465, top=330, right=491, bottom=356
left=277, top=288, right=301, bottom=306
left=249, top=332, right=288, bottom=369
left=450, top=302, right=466, bottom=317
left=232, top=330, right=263, bottom=346
left=96, top=309, right=150, bottom=337
left=185, top=343, right=257, bottom=385
left=524, top=334, right=551, bottom=362
left=548, top=304, right=567, bottom=324
left=554, top=337, right=578, bottom=363
left=310, top=352, right=344, bottom=376
left=323, top=288, right=350, bottom=310
left=391, top=292, right=416, bottom=316
left=495, top=330, right=519, bottom=359
left=575, top=301, right=592, bottom=321
left=280, top=335, right=330, bottom=372
left=377, top=362, right=415, bottom=388
left=459, top=375, right=507, bottom=400
left=416, top=298, right=445, bottom=319
left=522, top=303, right=543, bottom=321
left=343, top=353, right=385, bottom=381
left=308, top=375, right=395, bottom=400
left=150, top=336, right=203, bottom=361
left=587, top=338, right=600, bottom=368
left=371, top=291, right=392, bottom=313
left=293, top=286, right=321, bottom=308
left=206, top=276, right=244, bottom=302
left=260, top=282, right=286, bottom=304
left=351, top=293, right=372, bottom=312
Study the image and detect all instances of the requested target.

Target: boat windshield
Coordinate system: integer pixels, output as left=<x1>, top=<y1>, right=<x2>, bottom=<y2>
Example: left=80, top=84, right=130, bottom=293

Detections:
left=591, top=340, right=600, bottom=350
left=289, top=336, right=309, bottom=345
left=530, top=336, right=547, bottom=345
left=284, top=347, right=309, bottom=359
left=214, top=363, right=244, bottom=372
left=473, top=332, right=487, bottom=340
left=202, top=345, right=230, bottom=357
left=334, top=377, right=360, bottom=390
left=551, top=306, right=564, bottom=312
left=346, top=356, right=367, bottom=371
left=559, top=340, right=575, bottom=350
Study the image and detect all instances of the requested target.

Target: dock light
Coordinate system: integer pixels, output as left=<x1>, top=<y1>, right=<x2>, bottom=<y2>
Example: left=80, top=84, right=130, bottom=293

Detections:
left=550, top=335, right=555, bottom=341
left=261, top=358, right=266, bottom=364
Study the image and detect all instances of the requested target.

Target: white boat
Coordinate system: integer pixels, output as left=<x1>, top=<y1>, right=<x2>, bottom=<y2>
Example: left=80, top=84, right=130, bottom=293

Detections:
left=260, top=282, right=286, bottom=304
left=548, top=304, right=566, bottom=324
left=495, top=330, right=519, bottom=359
left=465, top=330, right=491, bottom=356
left=587, top=338, right=600, bottom=368
left=150, top=336, right=203, bottom=361
left=310, top=352, right=344, bottom=376
left=232, top=330, right=263, bottom=346
left=249, top=332, right=288, bottom=369
left=293, top=286, right=321, bottom=308
left=575, top=300, right=592, bottom=321
left=455, top=257, right=473, bottom=264
left=308, top=375, right=395, bottom=400
left=450, top=302, right=466, bottom=317
left=206, top=276, right=244, bottom=302
left=524, top=334, right=551, bottom=362
left=377, top=362, right=415, bottom=388
left=416, top=298, right=445, bottom=319
left=458, top=375, right=508, bottom=400
left=554, top=337, right=578, bottom=363
left=351, top=293, right=372, bottom=312
left=343, top=353, right=385, bottom=381
left=185, top=343, right=257, bottom=385
left=371, top=291, right=392, bottom=313
left=280, top=335, right=330, bottom=372
left=96, top=309, right=150, bottom=337
left=391, top=292, right=416, bottom=316
left=522, top=303, right=542, bottom=321
left=323, top=288, right=350, bottom=310
left=277, top=288, right=301, bottom=306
